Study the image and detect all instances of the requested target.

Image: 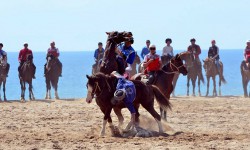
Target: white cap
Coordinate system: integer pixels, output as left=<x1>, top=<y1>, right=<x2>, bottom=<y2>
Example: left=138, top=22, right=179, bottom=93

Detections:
left=246, top=40, right=250, bottom=43
left=149, top=44, right=156, bottom=48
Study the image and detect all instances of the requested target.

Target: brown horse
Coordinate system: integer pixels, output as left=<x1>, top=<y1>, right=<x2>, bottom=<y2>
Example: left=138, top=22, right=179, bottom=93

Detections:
left=203, top=58, right=226, bottom=96
left=131, top=53, right=188, bottom=120
left=86, top=73, right=171, bottom=136
left=92, top=52, right=104, bottom=75
left=0, top=57, right=9, bottom=101
left=130, top=53, right=141, bottom=77
left=186, top=55, right=205, bottom=96
left=99, top=31, right=133, bottom=75
left=240, top=60, right=250, bottom=97
left=45, top=54, right=62, bottom=99
left=19, top=55, right=35, bottom=102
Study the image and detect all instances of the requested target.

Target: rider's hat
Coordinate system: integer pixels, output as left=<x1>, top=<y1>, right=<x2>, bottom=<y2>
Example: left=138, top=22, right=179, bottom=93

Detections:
left=190, top=38, right=196, bottom=42
left=114, top=89, right=126, bottom=101
left=0, top=43, right=3, bottom=47
left=149, top=44, right=156, bottom=49
left=24, top=42, right=28, bottom=46
left=98, top=42, right=102, bottom=45
left=246, top=40, right=250, bottom=43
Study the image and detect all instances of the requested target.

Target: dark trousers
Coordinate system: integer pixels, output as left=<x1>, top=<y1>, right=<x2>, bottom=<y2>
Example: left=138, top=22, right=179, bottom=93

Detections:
left=147, top=71, right=156, bottom=85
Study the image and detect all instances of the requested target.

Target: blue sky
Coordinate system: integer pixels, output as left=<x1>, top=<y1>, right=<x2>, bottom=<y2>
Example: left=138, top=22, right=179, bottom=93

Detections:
left=0, top=0, right=250, bottom=52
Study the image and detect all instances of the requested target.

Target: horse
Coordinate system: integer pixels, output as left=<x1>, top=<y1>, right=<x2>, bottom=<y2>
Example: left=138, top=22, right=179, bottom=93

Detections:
left=0, top=57, right=8, bottom=101
left=45, top=54, right=61, bottom=99
left=86, top=73, right=171, bottom=136
left=19, top=55, right=35, bottom=102
left=99, top=31, right=133, bottom=75
left=240, top=60, right=250, bottom=97
left=92, top=52, right=104, bottom=75
left=131, top=53, right=188, bottom=120
left=186, top=55, right=205, bottom=96
left=203, top=58, right=226, bottom=96
left=130, top=53, right=141, bottom=77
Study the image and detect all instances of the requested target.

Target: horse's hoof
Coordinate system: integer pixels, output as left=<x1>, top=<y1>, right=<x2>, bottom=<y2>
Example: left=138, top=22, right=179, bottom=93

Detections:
left=55, top=96, right=60, bottom=100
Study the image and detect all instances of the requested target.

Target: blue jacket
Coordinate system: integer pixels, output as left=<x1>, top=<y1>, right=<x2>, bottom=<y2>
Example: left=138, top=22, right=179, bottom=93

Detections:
left=94, top=48, right=104, bottom=60
left=141, top=46, right=149, bottom=59
left=119, top=44, right=135, bottom=64
left=116, top=78, right=136, bottom=114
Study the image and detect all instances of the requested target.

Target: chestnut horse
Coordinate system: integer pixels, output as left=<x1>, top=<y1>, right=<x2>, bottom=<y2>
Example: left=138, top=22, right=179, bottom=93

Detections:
left=203, top=58, right=226, bottom=96
left=0, top=57, right=8, bottom=101
left=86, top=73, right=171, bottom=136
left=132, top=53, right=189, bottom=120
left=240, top=60, right=250, bottom=97
left=99, top=31, right=133, bottom=75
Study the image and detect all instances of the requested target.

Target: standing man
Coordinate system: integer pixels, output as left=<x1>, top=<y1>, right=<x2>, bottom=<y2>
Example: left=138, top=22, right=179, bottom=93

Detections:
left=44, top=41, right=62, bottom=77
left=18, top=43, right=36, bottom=79
left=187, top=38, right=202, bottom=75
left=140, top=40, right=150, bottom=59
left=0, top=43, right=10, bottom=77
left=143, top=45, right=161, bottom=85
left=208, top=40, right=220, bottom=73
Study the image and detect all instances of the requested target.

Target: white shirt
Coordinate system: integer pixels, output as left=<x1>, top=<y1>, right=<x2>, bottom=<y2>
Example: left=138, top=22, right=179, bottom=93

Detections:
left=162, top=45, right=173, bottom=56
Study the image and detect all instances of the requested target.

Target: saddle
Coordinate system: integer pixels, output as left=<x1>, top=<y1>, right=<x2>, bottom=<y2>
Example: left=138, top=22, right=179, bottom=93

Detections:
left=133, top=72, right=158, bottom=84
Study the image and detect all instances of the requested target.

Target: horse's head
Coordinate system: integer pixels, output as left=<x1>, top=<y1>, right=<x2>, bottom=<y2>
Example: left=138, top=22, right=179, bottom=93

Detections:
left=46, top=54, right=56, bottom=70
left=86, top=73, right=110, bottom=103
left=180, top=51, right=194, bottom=68
left=162, top=54, right=188, bottom=75
left=106, top=31, right=133, bottom=45
left=0, top=56, right=7, bottom=68
left=203, top=58, right=213, bottom=72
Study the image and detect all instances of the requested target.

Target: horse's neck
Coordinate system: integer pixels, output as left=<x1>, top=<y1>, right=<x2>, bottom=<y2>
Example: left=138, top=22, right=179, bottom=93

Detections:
left=103, top=41, right=116, bottom=61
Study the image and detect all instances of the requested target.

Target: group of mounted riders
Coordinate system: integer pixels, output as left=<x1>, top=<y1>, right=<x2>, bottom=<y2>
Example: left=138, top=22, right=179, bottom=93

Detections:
left=0, top=41, right=62, bottom=101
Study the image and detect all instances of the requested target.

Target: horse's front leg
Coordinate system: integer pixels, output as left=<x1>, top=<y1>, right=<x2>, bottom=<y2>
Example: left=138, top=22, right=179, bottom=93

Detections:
left=20, top=80, right=25, bottom=102
left=29, top=82, right=35, bottom=100
left=212, top=76, right=217, bottom=96
left=113, top=107, right=124, bottom=128
left=192, top=79, right=196, bottom=96
left=3, top=81, right=7, bottom=101
left=45, top=78, right=51, bottom=99
left=206, top=76, right=210, bottom=96
left=54, top=82, right=59, bottom=99
left=198, top=77, right=201, bottom=96
left=187, top=76, right=190, bottom=96
left=101, top=107, right=114, bottom=136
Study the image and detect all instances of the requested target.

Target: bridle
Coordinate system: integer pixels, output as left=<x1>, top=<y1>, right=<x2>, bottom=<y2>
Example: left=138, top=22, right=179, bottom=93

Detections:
left=163, top=56, right=185, bottom=74
left=87, top=78, right=112, bottom=98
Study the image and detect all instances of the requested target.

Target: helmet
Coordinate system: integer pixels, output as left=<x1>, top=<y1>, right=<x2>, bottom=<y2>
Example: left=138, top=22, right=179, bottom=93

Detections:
left=165, top=38, right=172, bottom=43
left=190, top=38, right=196, bottom=42
left=114, top=89, right=126, bottom=101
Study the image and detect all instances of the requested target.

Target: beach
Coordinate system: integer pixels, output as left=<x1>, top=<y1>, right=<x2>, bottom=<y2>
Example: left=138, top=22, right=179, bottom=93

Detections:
left=0, top=96, right=250, bottom=149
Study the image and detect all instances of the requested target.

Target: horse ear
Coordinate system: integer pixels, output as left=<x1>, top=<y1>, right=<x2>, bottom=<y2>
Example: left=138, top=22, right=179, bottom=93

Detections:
left=106, top=32, right=110, bottom=35
left=202, top=60, right=205, bottom=62
left=86, top=75, right=90, bottom=79
left=175, top=54, right=180, bottom=59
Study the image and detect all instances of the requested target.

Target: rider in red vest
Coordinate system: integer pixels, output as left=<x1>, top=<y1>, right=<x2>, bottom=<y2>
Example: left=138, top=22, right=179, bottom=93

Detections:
left=244, top=40, right=250, bottom=63
left=18, top=43, right=36, bottom=79
left=44, top=41, right=62, bottom=77
left=143, top=45, right=161, bottom=85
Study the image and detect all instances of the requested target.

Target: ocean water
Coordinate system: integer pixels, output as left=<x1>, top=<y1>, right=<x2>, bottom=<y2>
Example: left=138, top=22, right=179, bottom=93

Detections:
left=2, top=49, right=244, bottom=100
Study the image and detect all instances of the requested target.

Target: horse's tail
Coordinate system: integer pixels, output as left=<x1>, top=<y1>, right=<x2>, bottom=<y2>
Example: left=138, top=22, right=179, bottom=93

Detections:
left=200, top=72, right=205, bottom=84
left=220, top=63, right=227, bottom=84
left=151, top=85, right=172, bottom=111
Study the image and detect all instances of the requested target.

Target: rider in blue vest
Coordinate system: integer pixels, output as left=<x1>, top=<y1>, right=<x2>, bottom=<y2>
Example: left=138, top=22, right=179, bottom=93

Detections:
left=0, top=43, right=10, bottom=77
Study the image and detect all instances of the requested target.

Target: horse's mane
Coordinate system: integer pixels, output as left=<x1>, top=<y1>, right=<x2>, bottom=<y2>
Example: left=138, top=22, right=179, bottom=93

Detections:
left=93, top=72, right=117, bottom=81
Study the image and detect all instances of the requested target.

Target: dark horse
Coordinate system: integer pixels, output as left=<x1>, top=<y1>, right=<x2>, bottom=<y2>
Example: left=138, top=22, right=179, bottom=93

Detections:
left=86, top=73, right=171, bottom=136
left=240, top=60, right=250, bottom=97
left=0, top=57, right=9, bottom=101
left=186, top=55, right=205, bottom=96
left=203, top=58, right=226, bottom=96
left=19, top=55, right=35, bottom=102
left=45, top=55, right=61, bottom=99
left=132, top=53, right=189, bottom=120
left=99, top=31, right=133, bottom=75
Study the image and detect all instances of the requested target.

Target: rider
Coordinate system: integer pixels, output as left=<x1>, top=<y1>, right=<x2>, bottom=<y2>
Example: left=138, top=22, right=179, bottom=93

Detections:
left=44, top=41, right=62, bottom=77
left=162, top=38, right=174, bottom=59
left=187, top=38, right=202, bottom=75
left=94, top=42, right=105, bottom=61
left=143, top=45, right=162, bottom=85
left=18, top=43, right=36, bottom=79
left=140, top=40, right=150, bottom=59
left=117, top=36, right=136, bottom=72
left=244, top=40, right=250, bottom=68
left=208, top=40, right=220, bottom=72
left=111, top=71, right=136, bottom=130
left=0, top=43, right=10, bottom=77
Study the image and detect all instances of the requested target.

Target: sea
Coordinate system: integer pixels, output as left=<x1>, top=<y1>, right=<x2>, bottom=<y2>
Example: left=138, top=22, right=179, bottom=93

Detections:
left=2, top=49, right=245, bottom=100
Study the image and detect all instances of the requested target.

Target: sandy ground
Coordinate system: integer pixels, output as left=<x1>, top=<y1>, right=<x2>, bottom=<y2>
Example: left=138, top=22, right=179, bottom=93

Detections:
left=0, top=96, right=250, bottom=150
